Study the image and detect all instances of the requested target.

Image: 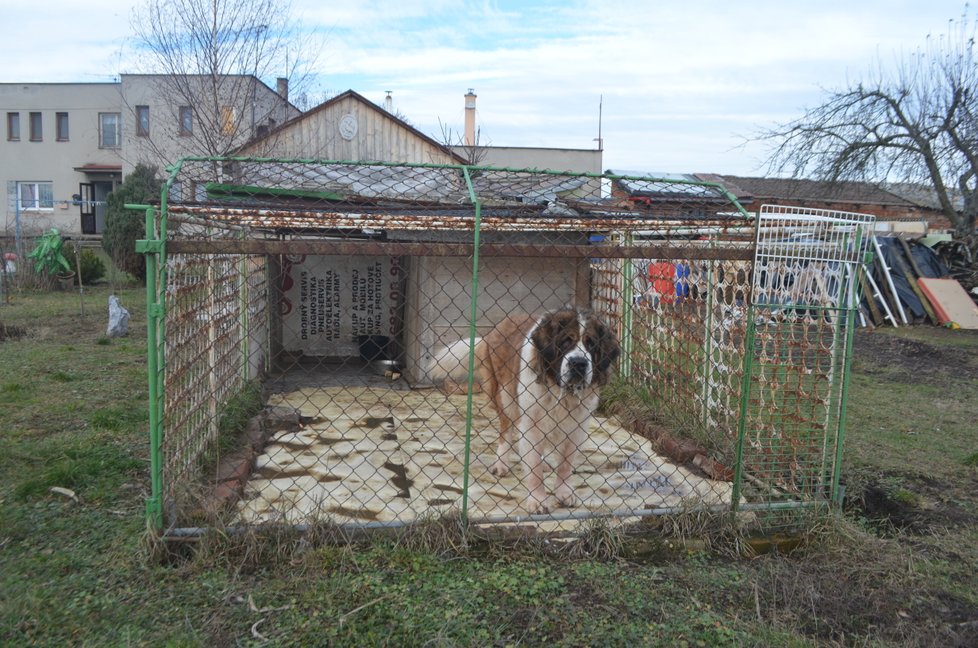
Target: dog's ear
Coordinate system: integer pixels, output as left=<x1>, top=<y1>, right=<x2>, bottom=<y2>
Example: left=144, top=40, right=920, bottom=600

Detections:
left=589, top=318, right=621, bottom=385
left=531, top=314, right=560, bottom=385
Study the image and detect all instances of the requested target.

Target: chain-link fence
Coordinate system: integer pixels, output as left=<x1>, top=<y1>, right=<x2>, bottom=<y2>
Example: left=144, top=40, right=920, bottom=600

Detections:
left=139, top=159, right=872, bottom=536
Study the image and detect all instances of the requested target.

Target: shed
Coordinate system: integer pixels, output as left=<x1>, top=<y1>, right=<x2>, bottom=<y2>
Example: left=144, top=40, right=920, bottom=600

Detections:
left=223, top=98, right=596, bottom=382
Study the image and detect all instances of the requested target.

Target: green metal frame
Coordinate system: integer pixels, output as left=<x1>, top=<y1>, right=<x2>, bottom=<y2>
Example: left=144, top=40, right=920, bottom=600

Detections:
left=142, top=157, right=881, bottom=536
left=460, top=166, right=482, bottom=524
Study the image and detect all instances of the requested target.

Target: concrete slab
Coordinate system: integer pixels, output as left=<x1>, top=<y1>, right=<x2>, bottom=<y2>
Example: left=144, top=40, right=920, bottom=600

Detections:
left=236, top=386, right=734, bottom=528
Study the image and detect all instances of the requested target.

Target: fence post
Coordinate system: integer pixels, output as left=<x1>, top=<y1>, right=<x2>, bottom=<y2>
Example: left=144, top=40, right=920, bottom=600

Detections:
left=460, top=166, right=482, bottom=526
left=132, top=203, right=165, bottom=531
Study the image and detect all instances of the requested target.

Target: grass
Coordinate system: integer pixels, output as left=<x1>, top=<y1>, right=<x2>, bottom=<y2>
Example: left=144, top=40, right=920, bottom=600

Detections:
left=1, top=286, right=977, bottom=646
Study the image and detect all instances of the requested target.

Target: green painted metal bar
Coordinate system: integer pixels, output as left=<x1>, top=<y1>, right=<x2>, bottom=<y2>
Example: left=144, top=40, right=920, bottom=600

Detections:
left=459, top=166, right=482, bottom=526
left=130, top=203, right=164, bottom=531
left=134, top=166, right=179, bottom=531
left=166, top=155, right=754, bottom=219
left=731, top=306, right=758, bottom=512
left=831, top=306, right=858, bottom=505
left=824, top=226, right=866, bottom=504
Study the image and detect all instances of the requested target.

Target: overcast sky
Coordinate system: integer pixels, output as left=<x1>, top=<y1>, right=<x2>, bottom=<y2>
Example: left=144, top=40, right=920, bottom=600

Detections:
left=0, top=0, right=970, bottom=175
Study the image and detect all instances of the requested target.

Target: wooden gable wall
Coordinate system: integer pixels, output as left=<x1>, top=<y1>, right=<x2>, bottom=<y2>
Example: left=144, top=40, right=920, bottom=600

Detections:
left=239, top=94, right=460, bottom=165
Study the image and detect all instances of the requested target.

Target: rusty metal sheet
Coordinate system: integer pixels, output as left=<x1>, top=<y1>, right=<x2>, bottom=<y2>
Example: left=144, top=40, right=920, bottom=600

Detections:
left=166, top=204, right=750, bottom=234
left=166, top=239, right=754, bottom=261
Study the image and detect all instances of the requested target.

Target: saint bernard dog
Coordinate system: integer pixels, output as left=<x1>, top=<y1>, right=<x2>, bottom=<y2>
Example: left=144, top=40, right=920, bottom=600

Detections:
left=430, top=307, right=621, bottom=514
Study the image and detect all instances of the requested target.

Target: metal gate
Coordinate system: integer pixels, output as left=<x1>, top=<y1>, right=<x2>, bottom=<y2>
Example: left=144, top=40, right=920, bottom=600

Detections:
left=734, top=205, right=875, bottom=520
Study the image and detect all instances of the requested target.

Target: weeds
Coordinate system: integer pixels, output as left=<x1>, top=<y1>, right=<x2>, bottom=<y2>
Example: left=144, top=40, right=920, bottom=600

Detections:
left=561, top=517, right=625, bottom=560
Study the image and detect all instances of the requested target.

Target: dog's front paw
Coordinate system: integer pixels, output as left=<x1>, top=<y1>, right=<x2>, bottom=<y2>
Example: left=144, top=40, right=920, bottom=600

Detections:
left=555, top=485, right=578, bottom=509
left=488, top=460, right=510, bottom=477
left=525, top=493, right=551, bottom=515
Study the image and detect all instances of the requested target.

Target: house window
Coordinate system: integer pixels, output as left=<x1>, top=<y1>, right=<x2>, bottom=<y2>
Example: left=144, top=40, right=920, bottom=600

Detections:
left=17, top=181, right=54, bottom=211
left=6, top=112, right=19, bottom=141
left=29, top=112, right=42, bottom=141
left=178, top=106, right=193, bottom=136
left=56, top=112, right=69, bottom=141
left=136, top=105, right=150, bottom=137
left=220, top=106, right=237, bottom=136
left=99, top=112, right=121, bottom=148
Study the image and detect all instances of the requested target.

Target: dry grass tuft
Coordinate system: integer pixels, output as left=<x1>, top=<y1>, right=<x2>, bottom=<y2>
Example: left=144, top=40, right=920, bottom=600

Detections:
left=561, top=517, right=625, bottom=561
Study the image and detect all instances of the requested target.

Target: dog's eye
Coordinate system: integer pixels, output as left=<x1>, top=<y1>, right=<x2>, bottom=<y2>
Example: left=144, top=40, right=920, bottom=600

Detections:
left=559, top=337, right=574, bottom=351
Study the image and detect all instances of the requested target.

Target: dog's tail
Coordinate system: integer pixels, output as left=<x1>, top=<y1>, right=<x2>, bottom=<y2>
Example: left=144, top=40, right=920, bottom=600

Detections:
left=427, top=337, right=483, bottom=382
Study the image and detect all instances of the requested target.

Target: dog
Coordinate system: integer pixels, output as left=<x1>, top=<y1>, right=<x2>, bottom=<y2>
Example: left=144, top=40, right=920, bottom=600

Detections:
left=429, top=306, right=620, bottom=514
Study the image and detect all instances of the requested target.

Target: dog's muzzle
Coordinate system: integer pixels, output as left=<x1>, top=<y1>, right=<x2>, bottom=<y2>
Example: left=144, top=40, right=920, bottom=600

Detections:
left=561, top=354, right=593, bottom=391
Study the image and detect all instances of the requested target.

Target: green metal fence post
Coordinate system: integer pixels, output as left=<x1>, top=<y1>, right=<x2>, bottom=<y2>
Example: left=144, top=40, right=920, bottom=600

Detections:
left=829, top=226, right=866, bottom=505
left=460, top=165, right=482, bottom=526
left=731, top=306, right=758, bottom=513
left=131, top=203, right=165, bottom=531
left=830, top=306, right=858, bottom=506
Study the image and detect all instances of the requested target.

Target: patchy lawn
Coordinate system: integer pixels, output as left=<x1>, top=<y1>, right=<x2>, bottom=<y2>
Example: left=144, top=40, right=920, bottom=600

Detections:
left=2, top=287, right=977, bottom=647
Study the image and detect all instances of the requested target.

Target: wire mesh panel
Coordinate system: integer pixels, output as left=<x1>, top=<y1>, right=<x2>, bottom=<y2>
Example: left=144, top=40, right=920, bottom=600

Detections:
left=141, top=160, right=861, bottom=535
left=735, top=205, right=875, bottom=521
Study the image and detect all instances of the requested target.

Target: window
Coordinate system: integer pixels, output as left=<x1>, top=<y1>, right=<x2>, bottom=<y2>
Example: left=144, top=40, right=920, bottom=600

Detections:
left=29, top=112, right=42, bottom=141
left=6, top=112, right=19, bottom=141
left=17, top=181, right=54, bottom=211
left=136, top=105, right=149, bottom=137
left=56, top=112, right=69, bottom=141
left=178, top=106, right=193, bottom=136
left=220, top=106, right=237, bottom=136
left=99, top=112, right=121, bottom=148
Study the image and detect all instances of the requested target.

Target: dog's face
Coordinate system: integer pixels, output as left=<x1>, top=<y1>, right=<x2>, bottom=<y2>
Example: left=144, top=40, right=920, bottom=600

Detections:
left=530, top=308, right=621, bottom=391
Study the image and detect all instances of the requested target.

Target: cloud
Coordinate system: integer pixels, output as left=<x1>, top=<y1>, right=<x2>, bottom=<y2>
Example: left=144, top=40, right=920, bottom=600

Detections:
left=2, top=0, right=971, bottom=173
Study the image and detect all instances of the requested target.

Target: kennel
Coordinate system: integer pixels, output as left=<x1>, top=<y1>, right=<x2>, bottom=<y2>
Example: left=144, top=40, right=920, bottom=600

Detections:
left=135, top=159, right=874, bottom=536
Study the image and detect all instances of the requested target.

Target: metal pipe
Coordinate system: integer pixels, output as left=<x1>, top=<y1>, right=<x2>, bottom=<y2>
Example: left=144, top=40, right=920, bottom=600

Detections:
left=165, top=239, right=754, bottom=261
left=129, top=203, right=164, bottom=531
left=161, top=499, right=828, bottom=539
left=460, top=166, right=482, bottom=527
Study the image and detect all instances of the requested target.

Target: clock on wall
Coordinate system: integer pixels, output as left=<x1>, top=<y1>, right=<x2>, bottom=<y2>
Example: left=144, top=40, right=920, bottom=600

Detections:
left=339, top=114, right=358, bottom=141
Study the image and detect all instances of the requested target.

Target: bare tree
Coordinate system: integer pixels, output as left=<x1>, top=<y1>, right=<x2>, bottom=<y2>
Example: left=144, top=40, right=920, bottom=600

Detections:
left=437, top=118, right=491, bottom=165
left=127, top=0, right=319, bottom=163
left=761, top=10, right=978, bottom=237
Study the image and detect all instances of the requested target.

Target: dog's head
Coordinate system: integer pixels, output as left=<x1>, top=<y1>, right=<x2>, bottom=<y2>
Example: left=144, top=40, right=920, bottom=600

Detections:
left=530, top=307, right=621, bottom=391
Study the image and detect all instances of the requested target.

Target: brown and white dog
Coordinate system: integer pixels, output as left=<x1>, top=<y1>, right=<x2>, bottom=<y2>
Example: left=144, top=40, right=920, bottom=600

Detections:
left=429, top=307, right=620, bottom=514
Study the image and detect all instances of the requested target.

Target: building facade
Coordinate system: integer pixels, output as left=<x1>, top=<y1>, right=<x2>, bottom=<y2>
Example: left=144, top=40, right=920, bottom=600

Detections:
left=1, top=75, right=297, bottom=238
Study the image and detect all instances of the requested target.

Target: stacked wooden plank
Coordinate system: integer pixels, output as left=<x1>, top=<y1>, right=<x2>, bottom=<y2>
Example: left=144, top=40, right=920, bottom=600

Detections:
left=860, top=236, right=978, bottom=329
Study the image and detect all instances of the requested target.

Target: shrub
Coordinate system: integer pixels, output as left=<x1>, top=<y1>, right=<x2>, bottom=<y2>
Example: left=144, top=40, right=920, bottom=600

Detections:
left=61, top=246, right=106, bottom=285
left=102, top=164, right=163, bottom=282
left=27, top=228, right=71, bottom=277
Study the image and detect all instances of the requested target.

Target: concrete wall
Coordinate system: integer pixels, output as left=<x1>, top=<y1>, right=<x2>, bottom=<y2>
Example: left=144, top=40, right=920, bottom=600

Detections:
left=0, top=77, right=298, bottom=236
left=452, top=145, right=603, bottom=174
left=0, top=83, right=123, bottom=236
left=404, top=254, right=589, bottom=385
left=121, top=74, right=299, bottom=177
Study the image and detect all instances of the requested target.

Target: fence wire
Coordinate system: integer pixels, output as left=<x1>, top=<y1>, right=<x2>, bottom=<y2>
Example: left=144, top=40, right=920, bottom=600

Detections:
left=142, top=159, right=868, bottom=536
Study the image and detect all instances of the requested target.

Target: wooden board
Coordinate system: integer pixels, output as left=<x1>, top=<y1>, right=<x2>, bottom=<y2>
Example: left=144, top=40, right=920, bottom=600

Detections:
left=917, top=278, right=978, bottom=329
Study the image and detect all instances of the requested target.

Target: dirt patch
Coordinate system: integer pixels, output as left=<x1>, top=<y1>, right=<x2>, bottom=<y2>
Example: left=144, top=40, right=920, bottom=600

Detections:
left=853, top=329, right=978, bottom=385
left=0, top=323, right=28, bottom=342
left=849, top=474, right=978, bottom=536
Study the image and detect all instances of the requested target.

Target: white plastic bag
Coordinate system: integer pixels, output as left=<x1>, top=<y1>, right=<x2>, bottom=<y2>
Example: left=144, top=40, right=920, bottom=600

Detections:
left=107, top=295, right=130, bottom=338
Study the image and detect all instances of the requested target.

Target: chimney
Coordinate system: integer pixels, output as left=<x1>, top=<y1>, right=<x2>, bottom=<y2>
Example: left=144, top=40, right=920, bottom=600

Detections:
left=464, top=89, right=477, bottom=146
left=384, top=91, right=393, bottom=112
left=276, top=77, right=289, bottom=102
